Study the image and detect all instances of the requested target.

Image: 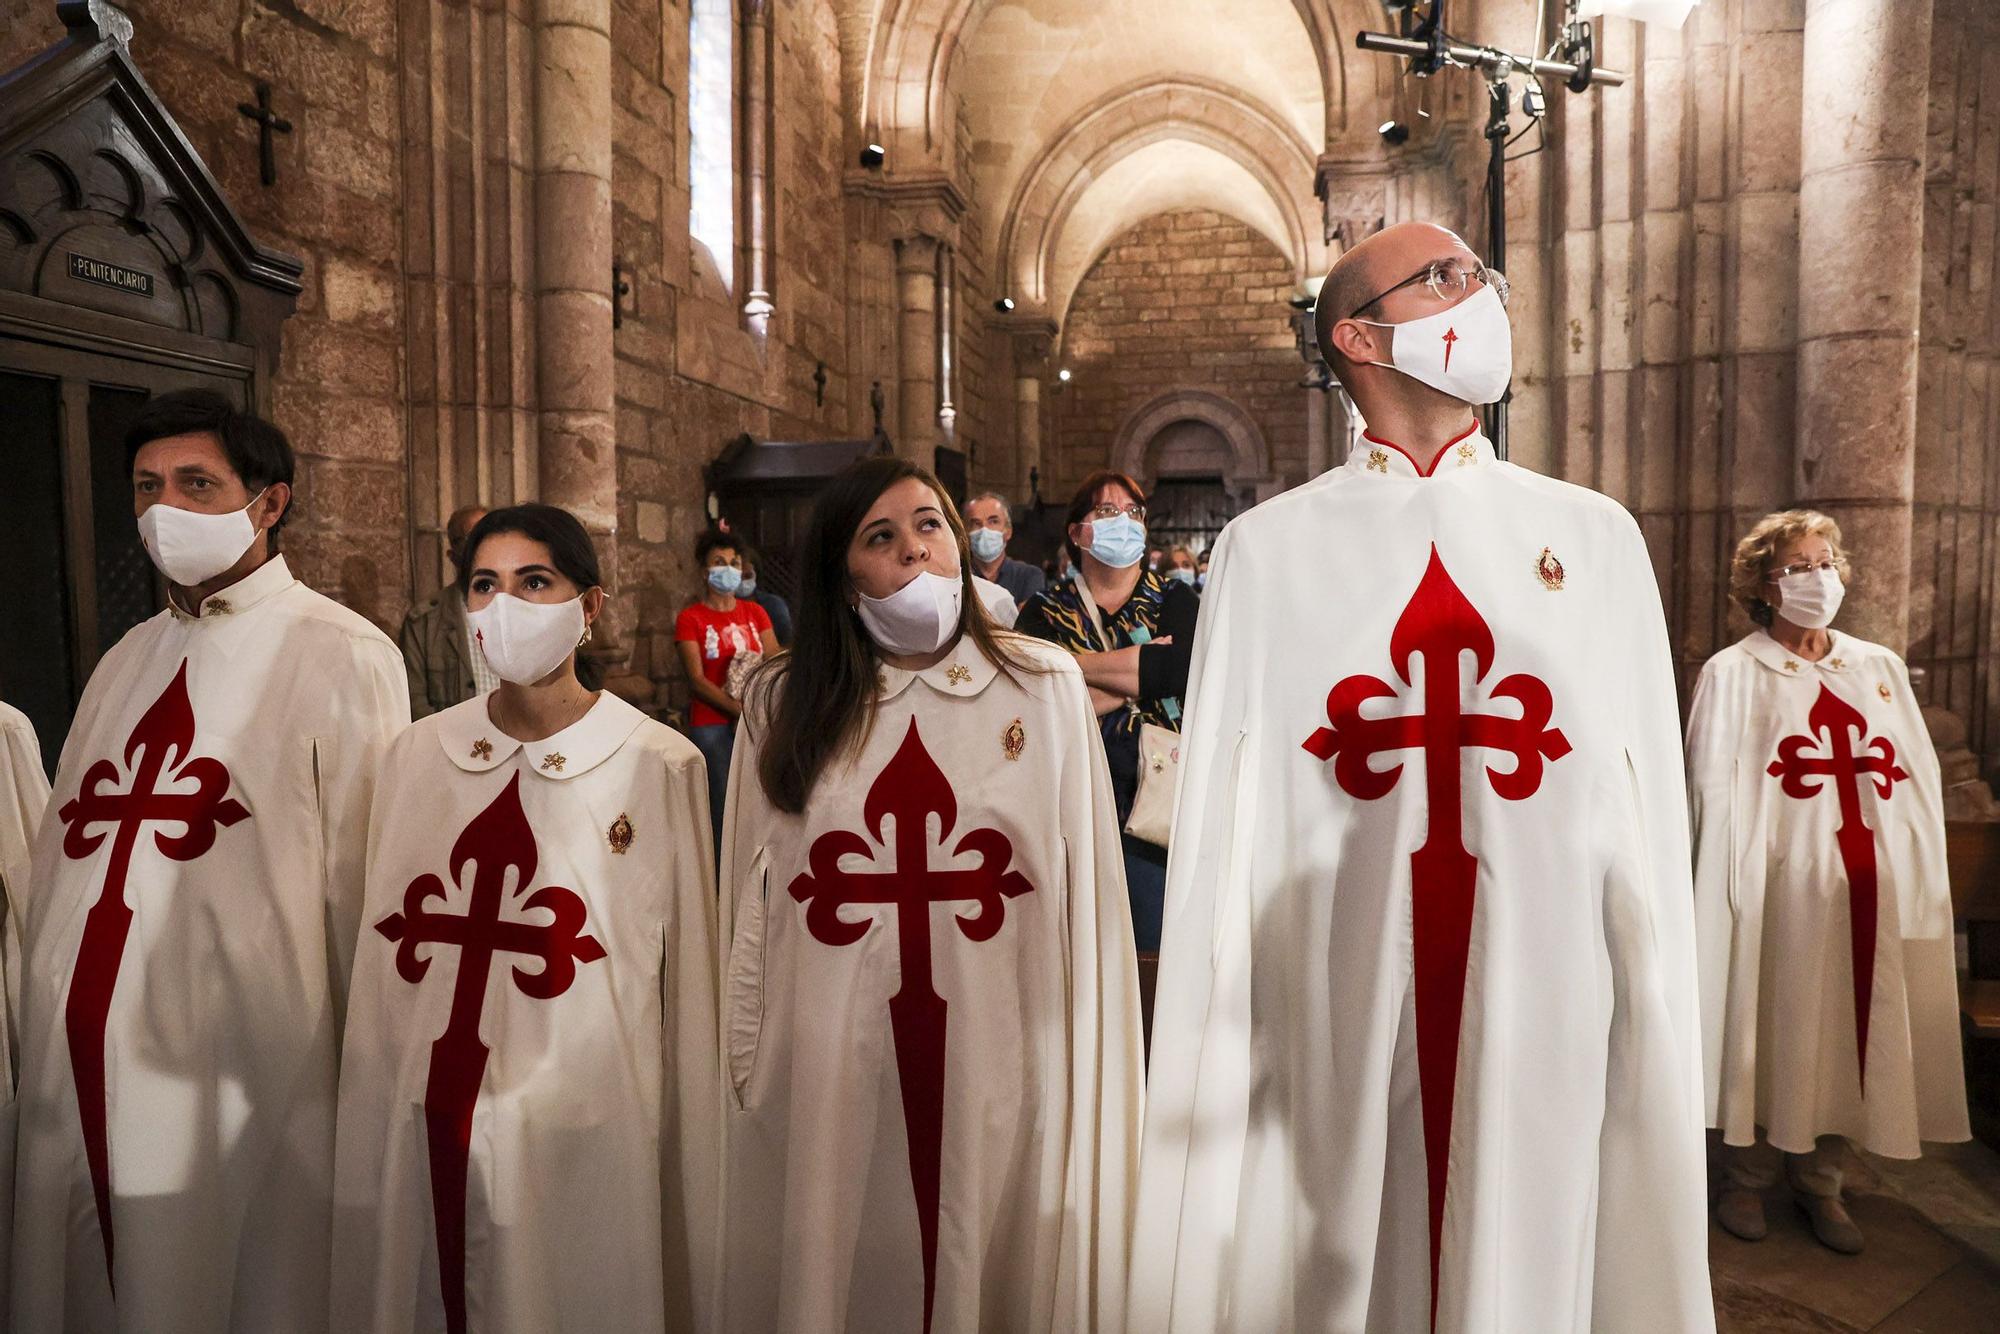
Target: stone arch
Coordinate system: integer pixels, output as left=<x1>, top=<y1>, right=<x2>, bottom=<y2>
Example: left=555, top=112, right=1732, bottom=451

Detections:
left=996, top=77, right=1320, bottom=315
left=860, top=0, right=1353, bottom=167
left=1110, top=388, right=1273, bottom=498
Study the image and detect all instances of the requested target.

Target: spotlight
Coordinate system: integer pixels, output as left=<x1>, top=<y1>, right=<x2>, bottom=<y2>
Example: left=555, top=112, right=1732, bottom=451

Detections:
left=1057, top=368, right=1072, bottom=383
left=994, top=297, right=1016, bottom=313
left=1378, top=119, right=1410, bottom=146
left=858, top=143, right=886, bottom=169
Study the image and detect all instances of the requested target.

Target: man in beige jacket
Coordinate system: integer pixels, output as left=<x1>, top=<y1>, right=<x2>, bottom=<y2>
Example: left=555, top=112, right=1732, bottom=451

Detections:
left=397, top=504, right=487, bottom=718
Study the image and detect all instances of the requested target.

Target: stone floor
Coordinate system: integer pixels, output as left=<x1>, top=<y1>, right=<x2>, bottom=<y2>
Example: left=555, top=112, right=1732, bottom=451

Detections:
left=1711, top=1139, right=2000, bottom=1331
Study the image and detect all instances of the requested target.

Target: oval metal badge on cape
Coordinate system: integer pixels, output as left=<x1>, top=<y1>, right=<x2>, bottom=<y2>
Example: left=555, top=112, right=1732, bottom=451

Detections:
left=1536, top=547, right=1565, bottom=591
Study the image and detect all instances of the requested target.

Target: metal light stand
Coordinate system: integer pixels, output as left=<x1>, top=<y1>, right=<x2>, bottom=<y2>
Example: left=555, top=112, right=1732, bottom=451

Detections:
left=1355, top=0, right=1627, bottom=460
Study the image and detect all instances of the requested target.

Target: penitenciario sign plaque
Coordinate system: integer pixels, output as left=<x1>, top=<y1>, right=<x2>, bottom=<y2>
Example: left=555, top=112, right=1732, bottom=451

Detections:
left=68, top=252, right=154, bottom=297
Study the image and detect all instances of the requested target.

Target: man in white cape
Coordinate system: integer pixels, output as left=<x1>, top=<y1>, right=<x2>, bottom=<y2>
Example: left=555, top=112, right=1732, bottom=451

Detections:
left=11, top=390, right=409, bottom=1332
left=0, top=701, right=53, bottom=1313
left=1131, top=224, right=1712, bottom=1333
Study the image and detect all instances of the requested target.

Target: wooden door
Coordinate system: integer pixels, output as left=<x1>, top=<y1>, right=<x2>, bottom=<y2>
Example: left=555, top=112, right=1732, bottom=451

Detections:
left=0, top=341, right=247, bottom=772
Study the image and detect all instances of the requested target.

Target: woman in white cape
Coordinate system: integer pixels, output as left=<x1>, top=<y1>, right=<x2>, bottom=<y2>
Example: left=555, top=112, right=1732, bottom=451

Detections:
left=716, top=456, right=1143, bottom=1333
left=332, top=503, right=722, bottom=1332
left=1689, top=509, right=1967, bottom=1255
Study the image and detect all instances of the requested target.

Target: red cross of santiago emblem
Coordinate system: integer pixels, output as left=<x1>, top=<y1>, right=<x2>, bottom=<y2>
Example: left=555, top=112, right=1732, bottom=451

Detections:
left=375, top=772, right=607, bottom=1334
left=56, top=660, right=250, bottom=1287
left=1441, top=325, right=1458, bottom=373
left=788, top=717, right=1035, bottom=1334
left=1300, top=545, right=1570, bottom=1325
left=1766, top=683, right=1908, bottom=1090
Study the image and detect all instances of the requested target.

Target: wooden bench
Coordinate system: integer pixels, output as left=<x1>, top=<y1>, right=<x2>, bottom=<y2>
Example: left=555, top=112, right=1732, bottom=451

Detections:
left=1949, top=820, right=2000, bottom=1146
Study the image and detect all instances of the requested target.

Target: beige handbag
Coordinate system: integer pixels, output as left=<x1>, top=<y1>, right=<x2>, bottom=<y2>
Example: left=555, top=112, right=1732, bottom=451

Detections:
left=1075, top=579, right=1180, bottom=849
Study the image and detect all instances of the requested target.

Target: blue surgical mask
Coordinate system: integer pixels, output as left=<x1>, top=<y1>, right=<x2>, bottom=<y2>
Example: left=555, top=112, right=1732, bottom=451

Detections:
left=968, top=527, right=1006, bottom=564
left=1087, top=514, right=1146, bottom=569
left=1195, top=572, right=1207, bottom=589
left=1167, top=567, right=1196, bottom=587
left=738, top=578, right=758, bottom=598
left=706, top=565, right=743, bottom=595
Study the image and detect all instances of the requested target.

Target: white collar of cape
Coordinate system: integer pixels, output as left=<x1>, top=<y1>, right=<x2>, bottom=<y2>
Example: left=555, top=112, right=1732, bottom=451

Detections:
left=1736, top=627, right=1879, bottom=677
left=876, top=630, right=1006, bottom=702
left=1344, top=419, right=1496, bottom=479
left=166, top=554, right=297, bottom=621
left=436, top=689, right=649, bottom=781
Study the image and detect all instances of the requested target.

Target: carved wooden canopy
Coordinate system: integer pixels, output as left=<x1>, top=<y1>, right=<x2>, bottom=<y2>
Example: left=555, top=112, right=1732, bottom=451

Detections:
left=0, top=2, right=301, bottom=369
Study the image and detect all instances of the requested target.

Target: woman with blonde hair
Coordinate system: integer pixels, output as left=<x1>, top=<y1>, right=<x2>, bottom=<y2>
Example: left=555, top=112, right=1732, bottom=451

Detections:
left=1688, top=509, right=1967, bottom=1255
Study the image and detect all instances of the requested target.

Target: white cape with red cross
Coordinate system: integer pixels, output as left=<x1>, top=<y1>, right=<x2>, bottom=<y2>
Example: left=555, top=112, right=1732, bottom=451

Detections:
left=9, top=556, right=409, bottom=1334
left=0, top=703, right=52, bottom=1321
left=712, top=634, right=1144, bottom=1334
left=329, top=690, right=723, bottom=1334
left=1133, top=427, right=1714, bottom=1334
left=1687, top=629, right=1968, bottom=1159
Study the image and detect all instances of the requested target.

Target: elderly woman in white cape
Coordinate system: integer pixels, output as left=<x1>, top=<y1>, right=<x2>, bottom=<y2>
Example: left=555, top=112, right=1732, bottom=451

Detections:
left=1688, top=509, right=1968, bottom=1255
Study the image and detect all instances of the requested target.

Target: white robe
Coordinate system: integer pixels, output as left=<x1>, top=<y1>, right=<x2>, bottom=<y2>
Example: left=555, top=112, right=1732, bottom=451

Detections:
left=1688, top=629, right=1968, bottom=1157
left=331, top=691, right=723, bottom=1333
left=11, top=556, right=410, bottom=1333
left=1132, top=428, right=1713, bottom=1334
left=717, top=635, right=1143, bottom=1333
left=0, top=702, right=53, bottom=1316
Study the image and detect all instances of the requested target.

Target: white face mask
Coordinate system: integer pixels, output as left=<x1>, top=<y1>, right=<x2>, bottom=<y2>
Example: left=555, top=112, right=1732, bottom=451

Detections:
left=1775, top=567, right=1844, bottom=630
left=857, top=569, right=963, bottom=656
left=467, top=592, right=587, bottom=685
left=137, top=489, right=268, bottom=586
left=1354, top=281, right=1514, bottom=406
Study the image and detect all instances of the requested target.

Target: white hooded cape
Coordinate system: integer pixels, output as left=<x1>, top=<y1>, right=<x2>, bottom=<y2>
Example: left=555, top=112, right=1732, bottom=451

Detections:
left=10, top=556, right=409, bottom=1333
left=1688, top=629, right=1968, bottom=1157
left=1131, top=428, right=1712, bottom=1334
left=716, top=634, right=1143, bottom=1333
left=0, top=702, right=52, bottom=1315
left=331, top=691, right=723, bottom=1332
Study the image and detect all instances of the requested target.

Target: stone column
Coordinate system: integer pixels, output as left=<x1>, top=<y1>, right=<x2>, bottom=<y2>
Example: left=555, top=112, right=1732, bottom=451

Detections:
left=1014, top=376, right=1042, bottom=496
left=895, top=234, right=941, bottom=465
left=1004, top=319, right=1056, bottom=498
left=1793, top=0, right=1933, bottom=650
left=741, top=0, right=774, bottom=331
left=532, top=0, right=616, bottom=576
left=936, top=243, right=957, bottom=437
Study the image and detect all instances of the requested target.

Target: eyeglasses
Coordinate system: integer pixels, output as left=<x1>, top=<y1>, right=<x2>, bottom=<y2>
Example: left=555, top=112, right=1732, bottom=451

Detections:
left=1767, top=559, right=1840, bottom=581
left=1088, top=502, right=1146, bottom=522
left=1350, top=260, right=1510, bottom=318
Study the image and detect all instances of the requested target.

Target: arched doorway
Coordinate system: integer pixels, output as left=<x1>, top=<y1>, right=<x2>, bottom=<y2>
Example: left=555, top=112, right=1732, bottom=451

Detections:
left=1142, top=419, right=1236, bottom=553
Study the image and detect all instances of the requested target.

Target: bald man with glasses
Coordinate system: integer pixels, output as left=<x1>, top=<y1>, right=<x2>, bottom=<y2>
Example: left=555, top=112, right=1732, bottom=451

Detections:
left=1133, top=223, right=1713, bottom=1333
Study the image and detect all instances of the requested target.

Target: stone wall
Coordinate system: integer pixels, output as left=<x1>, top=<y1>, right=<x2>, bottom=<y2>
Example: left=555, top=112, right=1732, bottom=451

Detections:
left=0, top=0, right=1006, bottom=708
left=2, top=0, right=411, bottom=632
left=1912, top=0, right=2000, bottom=768
left=1048, top=209, right=1307, bottom=499
left=1511, top=0, right=2000, bottom=775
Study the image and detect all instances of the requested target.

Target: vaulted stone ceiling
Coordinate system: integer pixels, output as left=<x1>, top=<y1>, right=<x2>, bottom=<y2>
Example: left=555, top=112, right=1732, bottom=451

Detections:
left=853, top=0, right=1433, bottom=328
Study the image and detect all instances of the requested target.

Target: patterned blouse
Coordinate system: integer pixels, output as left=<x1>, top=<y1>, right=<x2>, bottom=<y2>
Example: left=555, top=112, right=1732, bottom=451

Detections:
left=1016, top=569, right=1182, bottom=738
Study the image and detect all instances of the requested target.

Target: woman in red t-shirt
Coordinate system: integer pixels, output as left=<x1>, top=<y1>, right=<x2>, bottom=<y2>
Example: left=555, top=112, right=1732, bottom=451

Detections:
left=676, top=528, right=774, bottom=851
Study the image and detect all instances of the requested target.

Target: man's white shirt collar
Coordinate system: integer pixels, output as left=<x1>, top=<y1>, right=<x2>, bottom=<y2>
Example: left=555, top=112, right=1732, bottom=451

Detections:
left=1345, top=420, right=1495, bottom=479
left=167, top=554, right=296, bottom=621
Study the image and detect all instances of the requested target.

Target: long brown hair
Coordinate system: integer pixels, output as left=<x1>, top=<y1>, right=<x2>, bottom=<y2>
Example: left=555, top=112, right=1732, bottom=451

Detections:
left=754, top=456, right=1050, bottom=813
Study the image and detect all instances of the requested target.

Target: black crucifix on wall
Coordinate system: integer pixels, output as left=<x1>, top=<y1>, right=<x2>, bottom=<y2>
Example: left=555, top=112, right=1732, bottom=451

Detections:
left=235, top=81, right=291, bottom=187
